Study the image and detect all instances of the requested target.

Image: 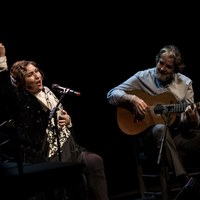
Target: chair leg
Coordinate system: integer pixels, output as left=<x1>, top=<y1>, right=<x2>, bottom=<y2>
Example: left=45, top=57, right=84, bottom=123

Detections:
left=133, top=138, right=172, bottom=200
left=133, top=138, right=147, bottom=198
left=137, top=159, right=147, bottom=198
left=159, top=165, right=170, bottom=200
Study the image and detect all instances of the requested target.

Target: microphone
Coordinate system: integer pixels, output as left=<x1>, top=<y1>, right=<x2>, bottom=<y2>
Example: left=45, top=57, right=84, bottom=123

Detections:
left=51, top=84, right=81, bottom=96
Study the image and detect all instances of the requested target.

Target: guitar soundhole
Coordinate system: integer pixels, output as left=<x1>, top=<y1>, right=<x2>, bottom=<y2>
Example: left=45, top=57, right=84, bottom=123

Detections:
left=135, top=114, right=145, bottom=121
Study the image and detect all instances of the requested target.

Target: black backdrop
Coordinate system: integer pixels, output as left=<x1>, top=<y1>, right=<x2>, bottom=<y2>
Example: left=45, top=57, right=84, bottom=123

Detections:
left=1, top=3, right=200, bottom=198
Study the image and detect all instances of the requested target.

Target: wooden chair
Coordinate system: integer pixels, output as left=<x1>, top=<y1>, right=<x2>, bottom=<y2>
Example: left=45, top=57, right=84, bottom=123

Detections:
left=133, top=136, right=200, bottom=200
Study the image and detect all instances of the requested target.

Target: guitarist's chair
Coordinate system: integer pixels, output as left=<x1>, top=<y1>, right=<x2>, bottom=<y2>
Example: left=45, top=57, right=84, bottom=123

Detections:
left=133, top=135, right=200, bottom=200
left=133, top=136, right=168, bottom=200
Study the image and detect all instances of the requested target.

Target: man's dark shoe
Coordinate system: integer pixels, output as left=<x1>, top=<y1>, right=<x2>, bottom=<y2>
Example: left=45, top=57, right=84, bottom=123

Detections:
left=174, top=177, right=200, bottom=200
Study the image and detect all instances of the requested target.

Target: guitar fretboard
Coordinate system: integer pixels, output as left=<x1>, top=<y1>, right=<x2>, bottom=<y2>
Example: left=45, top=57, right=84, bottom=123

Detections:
left=154, top=102, right=188, bottom=114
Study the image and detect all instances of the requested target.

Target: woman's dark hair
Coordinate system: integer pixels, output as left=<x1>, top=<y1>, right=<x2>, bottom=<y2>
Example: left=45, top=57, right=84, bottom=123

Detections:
left=10, top=60, right=44, bottom=88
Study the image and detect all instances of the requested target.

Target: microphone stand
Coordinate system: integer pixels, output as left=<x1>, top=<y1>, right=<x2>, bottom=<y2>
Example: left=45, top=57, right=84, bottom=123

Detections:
left=157, top=110, right=170, bottom=164
left=49, top=88, right=70, bottom=162
left=157, top=121, right=168, bottom=165
left=156, top=113, right=171, bottom=199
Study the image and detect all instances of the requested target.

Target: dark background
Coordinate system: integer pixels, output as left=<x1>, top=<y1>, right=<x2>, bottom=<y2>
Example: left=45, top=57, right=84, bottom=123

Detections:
left=1, top=2, right=200, bottom=199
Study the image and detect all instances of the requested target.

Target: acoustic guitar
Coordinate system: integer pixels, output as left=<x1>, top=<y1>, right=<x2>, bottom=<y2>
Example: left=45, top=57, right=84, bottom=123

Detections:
left=117, top=90, right=198, bottom=135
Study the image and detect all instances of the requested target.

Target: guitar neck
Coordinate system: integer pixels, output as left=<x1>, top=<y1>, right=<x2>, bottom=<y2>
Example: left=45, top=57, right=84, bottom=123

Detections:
left=154, top=102, right=200, bottom=115
left=154, top=102, right=188, bottom=114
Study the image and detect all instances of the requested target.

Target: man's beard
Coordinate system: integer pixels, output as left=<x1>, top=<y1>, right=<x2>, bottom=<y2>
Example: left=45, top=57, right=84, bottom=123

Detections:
left=156, top=70, right=173, bottom=83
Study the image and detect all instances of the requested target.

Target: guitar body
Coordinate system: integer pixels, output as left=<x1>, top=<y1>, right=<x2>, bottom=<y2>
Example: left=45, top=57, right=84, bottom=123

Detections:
left=117, top=90, right=178, bottom=135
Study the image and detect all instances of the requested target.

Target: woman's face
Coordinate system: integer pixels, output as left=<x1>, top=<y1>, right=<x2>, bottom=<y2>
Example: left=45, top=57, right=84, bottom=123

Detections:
left=156, top=54, right=175, bottom=82
left=24, top=64, right=43, bottom=94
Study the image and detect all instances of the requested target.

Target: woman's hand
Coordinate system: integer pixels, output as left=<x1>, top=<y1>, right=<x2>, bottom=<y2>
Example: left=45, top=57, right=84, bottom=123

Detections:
left=0, top=43, right=6, bottom=57
left=58, top=109, right=71, bottom=127
left=0, top=43, right=8, bottom=72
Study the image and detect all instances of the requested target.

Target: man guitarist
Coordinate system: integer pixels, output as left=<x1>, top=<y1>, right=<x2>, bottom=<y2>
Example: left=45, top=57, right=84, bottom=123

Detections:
left=107, top=45, right=200, bottom=199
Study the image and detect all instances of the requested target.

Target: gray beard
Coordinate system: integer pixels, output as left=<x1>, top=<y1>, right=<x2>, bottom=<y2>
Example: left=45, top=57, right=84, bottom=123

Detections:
left=156, top=71, right=172, bottom=82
